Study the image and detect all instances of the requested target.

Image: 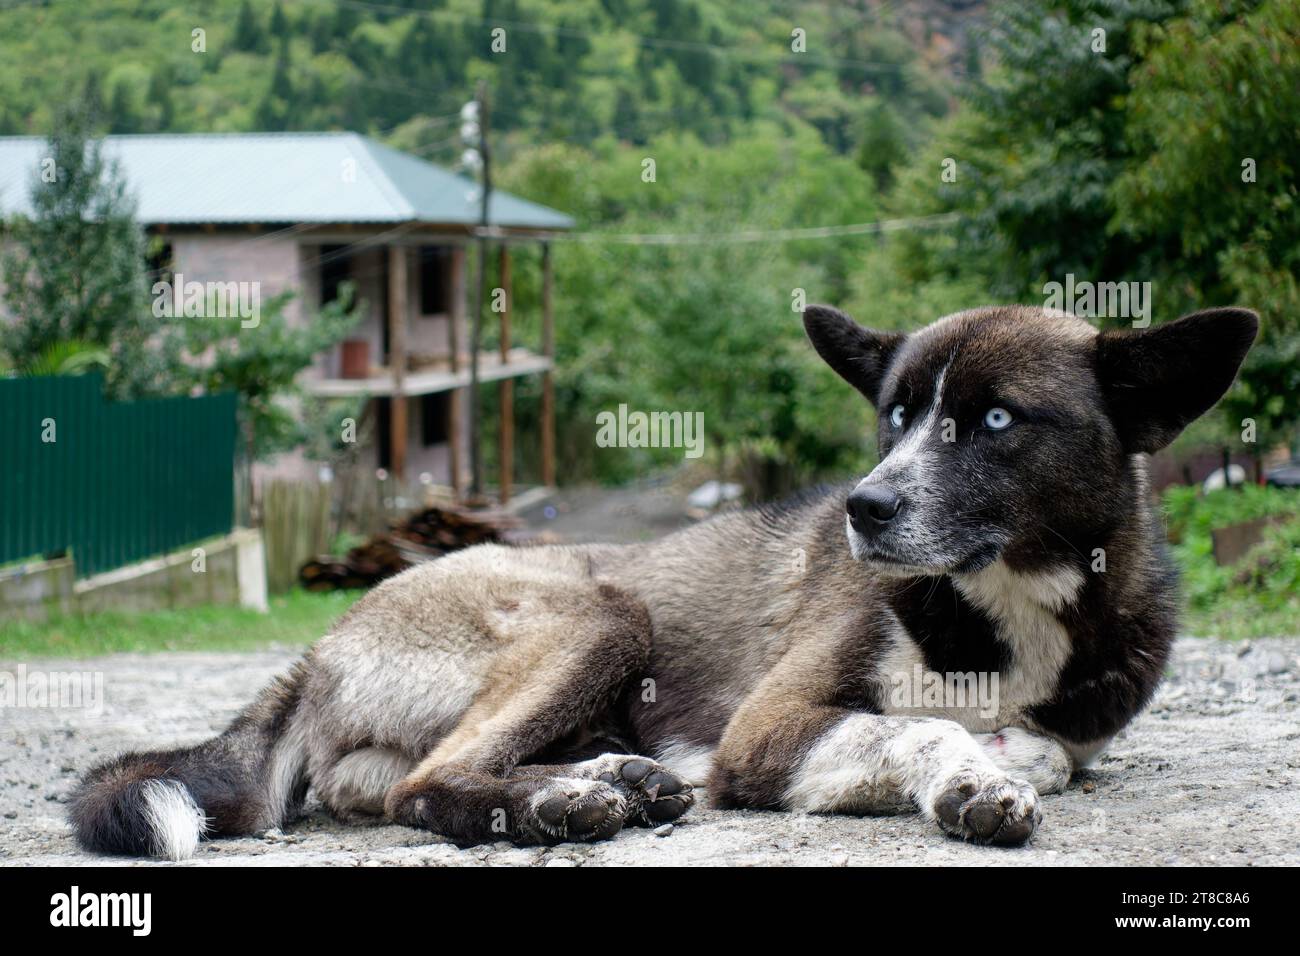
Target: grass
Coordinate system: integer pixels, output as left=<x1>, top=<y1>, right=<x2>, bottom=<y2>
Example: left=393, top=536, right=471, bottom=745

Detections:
left=1164, top=485, right=1300, bottom=639
left=0, top=588, right=364, bottom=659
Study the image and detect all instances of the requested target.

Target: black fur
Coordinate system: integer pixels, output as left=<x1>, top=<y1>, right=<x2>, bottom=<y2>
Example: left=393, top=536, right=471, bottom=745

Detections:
left=1096, top=308, right=1259, bottom=453
left=69, top=665, right=306, bottom=854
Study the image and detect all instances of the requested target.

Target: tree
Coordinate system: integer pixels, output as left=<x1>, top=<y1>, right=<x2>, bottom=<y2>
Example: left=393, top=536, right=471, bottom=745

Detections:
left=255, top=40, right=295, bottom=130
left=499, top=128, right=882, bottom=493
left=107, top=79, right=139, bottom=133
left=890, top=0, right=1182, bottom=300
left=1, top=105, right=365, bottom=477
left=269, top=3, right=288, bottom=38
left=233, top=0, right=269, bottom=54
left=1112, top=0, right=1300, bottom=452
left=881, top=0, right=1300, bottom=453
left=0, top=105, right=163, bottom=397
left=146, top=67, right=175, bottom=132
left=856, top=101, right=908, bottom=193
left=165, top=286, right=361, bottom=465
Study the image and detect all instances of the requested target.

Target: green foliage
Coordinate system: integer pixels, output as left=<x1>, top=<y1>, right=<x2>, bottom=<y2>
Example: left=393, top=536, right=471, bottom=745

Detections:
left=163, top=285, right=363, bottom=460
left=1162, top=484, right=1300, bottom=638
left=884, top=0, right=1180, bottom=300
left=879, top=0, right=1300, bottom=451
left=1, top=104, right=363, bottom=464
left=1113, top=0, right=1300, bottom=449
left=0, top=105, right=163, bottom=398
left=0, top=1, right=963, bottom=488
left=0, top=0, right=952, bottom=159
left=4, top=0, right=1296, bottom=488
left=1, top=339, right=111, bottom=378
left=856, top=102, right=909, bottom=193
left=499, top=126, right=883, bottom=489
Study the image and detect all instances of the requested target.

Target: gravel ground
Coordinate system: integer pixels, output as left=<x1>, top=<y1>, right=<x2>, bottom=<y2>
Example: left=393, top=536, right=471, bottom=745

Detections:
left=2, top=636, right=1298, bottom=867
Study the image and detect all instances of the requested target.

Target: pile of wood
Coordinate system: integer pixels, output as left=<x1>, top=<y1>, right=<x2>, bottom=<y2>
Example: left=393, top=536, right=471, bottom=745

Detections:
left=299, top=504, right=528, bottom=591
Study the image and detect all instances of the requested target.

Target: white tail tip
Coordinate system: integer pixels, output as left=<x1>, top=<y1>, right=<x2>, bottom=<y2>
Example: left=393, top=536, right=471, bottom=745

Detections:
left=140, top=779, right=208, bottom=861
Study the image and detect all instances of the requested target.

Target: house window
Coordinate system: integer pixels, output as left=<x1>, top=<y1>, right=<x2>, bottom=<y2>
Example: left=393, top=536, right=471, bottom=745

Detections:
left=375, top=394, right=450, bottom=469
left=320, top=244, right=350, bottom=305
left=146, top=239, right=174, bottom=288
left=419, top=246, right=449, bottom=315
left=421, top=393, right=450, bottom=447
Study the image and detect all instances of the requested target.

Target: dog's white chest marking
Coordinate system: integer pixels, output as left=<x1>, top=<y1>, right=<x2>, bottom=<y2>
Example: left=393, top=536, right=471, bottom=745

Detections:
left=877, top=562, right=1082, bottom=733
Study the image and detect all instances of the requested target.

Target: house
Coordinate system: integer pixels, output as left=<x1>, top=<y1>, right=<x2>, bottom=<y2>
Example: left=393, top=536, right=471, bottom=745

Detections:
left=0, top=132, right=574, bottom=501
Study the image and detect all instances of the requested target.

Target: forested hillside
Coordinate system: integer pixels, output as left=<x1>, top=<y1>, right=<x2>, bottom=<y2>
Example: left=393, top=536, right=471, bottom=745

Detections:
left=0, top=0, right=972, bottom=171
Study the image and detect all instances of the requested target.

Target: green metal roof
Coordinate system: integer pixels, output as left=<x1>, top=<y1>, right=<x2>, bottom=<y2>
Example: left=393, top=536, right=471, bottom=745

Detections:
left=0, top=132, right=573, bottom=229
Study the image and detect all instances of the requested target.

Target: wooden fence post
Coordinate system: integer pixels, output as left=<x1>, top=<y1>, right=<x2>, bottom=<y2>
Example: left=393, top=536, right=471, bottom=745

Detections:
left=498, top=244, right=513, bottom=504
left=540, top=241, right=555, bottom=488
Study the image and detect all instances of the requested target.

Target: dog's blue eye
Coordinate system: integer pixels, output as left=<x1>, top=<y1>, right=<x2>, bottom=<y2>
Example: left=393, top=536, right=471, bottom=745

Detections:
left=983, top=407, right=1013, bottom=430
left=889, top=404, right=905, bottom=428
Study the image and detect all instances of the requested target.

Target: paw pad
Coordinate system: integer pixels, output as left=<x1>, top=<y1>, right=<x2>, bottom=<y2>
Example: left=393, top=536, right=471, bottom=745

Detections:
left=531, top=782, right=625, bottom=843
left=610, top=757, right=694, bottom=826
left=935, top=775, right=1041, bottom=846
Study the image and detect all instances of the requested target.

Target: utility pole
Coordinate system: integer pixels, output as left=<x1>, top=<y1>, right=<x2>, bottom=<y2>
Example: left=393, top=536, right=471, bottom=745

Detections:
left=465, top=82, right=491, bottom=501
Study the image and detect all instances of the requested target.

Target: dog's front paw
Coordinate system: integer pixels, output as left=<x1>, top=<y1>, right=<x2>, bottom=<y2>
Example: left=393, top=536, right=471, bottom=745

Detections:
left=524, top=778, right=627, bottom=844
left=583, top=755, right=695, bottom=826
left=932, top=772, right=1041, bottom=846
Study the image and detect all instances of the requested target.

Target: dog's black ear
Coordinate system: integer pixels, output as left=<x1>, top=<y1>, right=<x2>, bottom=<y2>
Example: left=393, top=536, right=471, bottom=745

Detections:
left=803, top=305, right=905, bottom=407
left=1095, top=307, right=1259, bottom=454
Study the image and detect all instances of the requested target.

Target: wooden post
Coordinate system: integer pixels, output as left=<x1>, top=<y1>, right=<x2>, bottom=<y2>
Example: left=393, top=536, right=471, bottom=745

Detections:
left=388, top=244, right=408, bottom=481
left=540, top=241, right=556, bottom=488
left=447, top=246, right=465, bottom=499
left=468, top=81, right=491, bottom=500
left=498, top=244, right=513, bottom=504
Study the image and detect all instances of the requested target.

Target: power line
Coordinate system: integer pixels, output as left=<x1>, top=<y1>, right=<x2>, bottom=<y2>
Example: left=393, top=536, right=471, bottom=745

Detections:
left=486, top=212, right=961, bottom=246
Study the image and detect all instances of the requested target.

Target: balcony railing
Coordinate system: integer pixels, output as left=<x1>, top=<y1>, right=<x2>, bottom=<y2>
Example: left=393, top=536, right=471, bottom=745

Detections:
left=305, top=347, right=552, bottom=397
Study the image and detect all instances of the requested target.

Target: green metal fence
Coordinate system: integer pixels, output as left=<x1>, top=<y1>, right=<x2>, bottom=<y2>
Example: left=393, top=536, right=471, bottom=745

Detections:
left=0, top=374, right=237, bottom=578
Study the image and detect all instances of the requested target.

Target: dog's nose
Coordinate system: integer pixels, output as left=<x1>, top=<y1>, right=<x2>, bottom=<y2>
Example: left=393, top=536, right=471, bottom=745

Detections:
left=847, top=484, right=903, bottom=531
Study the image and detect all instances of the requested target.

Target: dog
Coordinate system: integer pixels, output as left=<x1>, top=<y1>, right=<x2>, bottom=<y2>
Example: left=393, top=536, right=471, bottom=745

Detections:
left=70, top=303, right=1258, bottom=859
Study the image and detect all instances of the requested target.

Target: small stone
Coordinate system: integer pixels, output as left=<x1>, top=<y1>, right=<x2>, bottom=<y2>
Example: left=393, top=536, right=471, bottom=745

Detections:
left=654, top=824, right=674, bottom=837
left=544, top=857, right=577, bottom=867
left=1081, top=780, right=1096, bottom=794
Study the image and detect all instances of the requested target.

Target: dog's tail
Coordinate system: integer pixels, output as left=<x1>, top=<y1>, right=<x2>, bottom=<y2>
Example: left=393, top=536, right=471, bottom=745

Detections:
left=69, top=661, right=311, bottom=861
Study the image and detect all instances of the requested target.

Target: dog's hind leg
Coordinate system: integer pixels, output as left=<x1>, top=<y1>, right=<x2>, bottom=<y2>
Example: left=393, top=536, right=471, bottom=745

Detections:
left=384, top=582, right=685, bottom=845
left=315, top=748, right=415, bottom=821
